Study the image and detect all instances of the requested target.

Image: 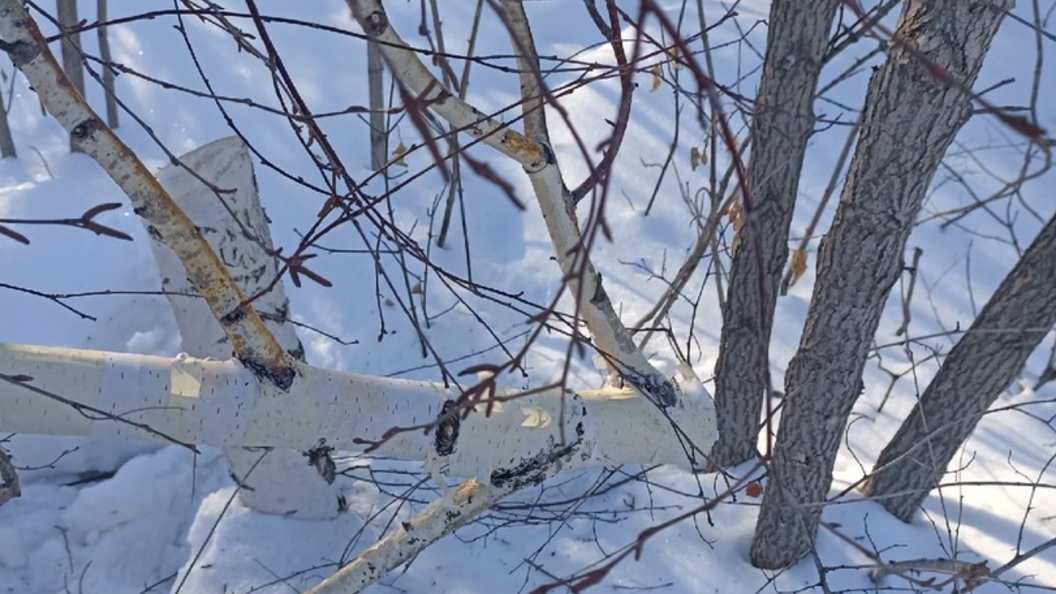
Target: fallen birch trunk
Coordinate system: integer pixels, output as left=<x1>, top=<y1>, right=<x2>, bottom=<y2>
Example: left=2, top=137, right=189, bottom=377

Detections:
left=149, top=137, right=342, bottom=519
left=0, top=343, right=716, bottom=479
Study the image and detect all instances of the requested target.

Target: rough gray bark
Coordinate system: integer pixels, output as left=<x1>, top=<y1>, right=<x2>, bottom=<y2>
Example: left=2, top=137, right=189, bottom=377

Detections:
left=56, top=0, right=85, bottom=153
left=367, top=38, right=385, bottom=171
left=864, top=213, right=1056, bottom=521
left=0, top=445, right=18, bottom=505
left=0, top=89, right=15, bottom=158
left=750, top=0, right=1011, bottom=569
left=96, top=0, right=118, bottom=128
left=709, top=0, right=840, bottom=469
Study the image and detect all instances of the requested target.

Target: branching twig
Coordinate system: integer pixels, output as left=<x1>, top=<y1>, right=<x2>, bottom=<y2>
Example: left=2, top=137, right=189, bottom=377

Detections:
left=0, top=0, right=293, bottom=388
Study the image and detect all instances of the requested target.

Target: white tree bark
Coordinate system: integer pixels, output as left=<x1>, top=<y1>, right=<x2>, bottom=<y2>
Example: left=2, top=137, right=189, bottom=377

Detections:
left=0, top=343, right=716, bottom=477
left=305, top=479, right=515, bottom=594
left=149, top=137, right=342, bottom=519
left=348, top=0, right=682, bottom=410
left=0, top=0, right=293, bottom=387
left=0, top=2, right=720, bottom=589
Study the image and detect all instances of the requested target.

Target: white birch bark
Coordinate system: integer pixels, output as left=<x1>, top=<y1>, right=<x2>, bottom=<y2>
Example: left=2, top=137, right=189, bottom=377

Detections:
left=710, top=0, right=840, bottom=469
left=0, top=343, right=716, bottom=476
left=315, top=6, right=714, bottom=588
left=149, top=137, right=341, bottom=519
left=305, top=479, right=514, bottom=594
left=347, top=0, right=681, bottom=409
left=0, top=0, right=293, bottom=387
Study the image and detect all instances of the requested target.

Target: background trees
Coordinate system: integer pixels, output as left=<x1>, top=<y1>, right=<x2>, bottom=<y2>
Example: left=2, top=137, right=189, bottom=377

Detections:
left=0, top=1, right=1054, bottom=592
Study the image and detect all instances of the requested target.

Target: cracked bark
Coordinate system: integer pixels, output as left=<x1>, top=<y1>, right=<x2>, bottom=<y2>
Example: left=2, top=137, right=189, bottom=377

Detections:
left=864, top=211, right=1056, bottom=521
left=710, top=0, right=840, bottom=469
left=750, top=0, right=1012, bottom=569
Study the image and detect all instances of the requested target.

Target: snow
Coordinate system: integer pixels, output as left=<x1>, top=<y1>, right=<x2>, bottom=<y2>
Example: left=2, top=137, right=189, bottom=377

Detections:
left=1, top=1, right=1055, bottom=593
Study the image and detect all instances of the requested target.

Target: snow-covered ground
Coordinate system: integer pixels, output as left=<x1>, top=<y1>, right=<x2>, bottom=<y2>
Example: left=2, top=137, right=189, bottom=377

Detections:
left=1, top=1, right=1054, bottom=592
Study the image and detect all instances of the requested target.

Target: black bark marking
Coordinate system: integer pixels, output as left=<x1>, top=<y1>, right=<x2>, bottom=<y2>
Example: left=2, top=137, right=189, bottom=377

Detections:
left=1, top=38, right=40, bottom=66
left=70, top=118, right=103, bottom=142
left=362, top=10, right=388, bottom=37
left=490, top=437, right=581, bottom=491
left=434, top=399, right=459, bottom=456
left=303, top=439, right=337, bottom=484
left=589, top=272, right=606, bottom=306
left=239, top=355, right=296, bottom=391
left=221, top=303, right=248, bottom=325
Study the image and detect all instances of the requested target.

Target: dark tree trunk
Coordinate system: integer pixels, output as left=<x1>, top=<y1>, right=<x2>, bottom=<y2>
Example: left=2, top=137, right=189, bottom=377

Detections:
left=709, top=0, right=840, bottom=470
left=97, top=0, right=118, bottom=128
left=56, top=0, right=85, bottom=152
left=750, top=0, right=1012, bottom=569
left=367, top=38, right=386, bottom=171
left=0, top=88, right=16, bottom=158
left=864, top=212, right=1056, bottom=521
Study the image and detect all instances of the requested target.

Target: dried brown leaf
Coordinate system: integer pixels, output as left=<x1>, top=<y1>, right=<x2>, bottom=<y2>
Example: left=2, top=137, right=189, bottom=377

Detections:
left=788, top=249, right=808, bottom=289
left=392, top=142, right=408, bottom=167
left=649, top=66, right=661, bottom=92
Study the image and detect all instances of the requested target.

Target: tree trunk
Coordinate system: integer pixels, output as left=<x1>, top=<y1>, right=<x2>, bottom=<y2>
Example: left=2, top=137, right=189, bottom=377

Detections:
left=0, top=0, right=294, bottom=386
left=149, top=137, right=342, bottom=519
left=367, top=38, right=385, bottom=171
left=709, top=0, right=840, bottom=469
left=750, top=0, right=1011, bottom=569
left=0, top=87, right=16, bottom=158
left=864, top=212, right=1056, bottom=521
left=0, top=342, right=717, bottom=475
left=56, top=0, right=85, bottom=153
left=96, top=0, right=119, bottom=128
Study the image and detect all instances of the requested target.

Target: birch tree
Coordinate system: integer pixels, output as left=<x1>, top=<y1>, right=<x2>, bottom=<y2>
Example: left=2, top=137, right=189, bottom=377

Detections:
left=1, top=0, right=1052, bottom=591
left=149, top=137, right=343, bottom=519
left=0, top=0, right=715, bottom=590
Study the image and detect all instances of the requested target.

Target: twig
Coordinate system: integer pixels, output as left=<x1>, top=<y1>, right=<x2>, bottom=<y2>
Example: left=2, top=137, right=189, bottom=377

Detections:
left=894, top=247, right=924, bottom=336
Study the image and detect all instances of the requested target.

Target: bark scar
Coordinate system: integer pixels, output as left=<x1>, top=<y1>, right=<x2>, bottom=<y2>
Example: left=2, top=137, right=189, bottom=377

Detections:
left=434, top=399, right=460, bottom=456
